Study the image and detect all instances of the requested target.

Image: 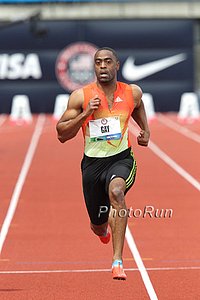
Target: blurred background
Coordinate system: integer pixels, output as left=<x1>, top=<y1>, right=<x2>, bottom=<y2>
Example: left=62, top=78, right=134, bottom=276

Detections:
left=0, top=0, right=200, bottom=117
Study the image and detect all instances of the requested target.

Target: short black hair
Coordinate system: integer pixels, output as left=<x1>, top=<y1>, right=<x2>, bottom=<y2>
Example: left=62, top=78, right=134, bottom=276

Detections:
left=95, top=47, right=119, bottom=62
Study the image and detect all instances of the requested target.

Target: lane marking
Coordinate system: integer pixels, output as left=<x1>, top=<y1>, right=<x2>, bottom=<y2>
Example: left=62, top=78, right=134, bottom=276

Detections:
left=129, top=121, right=200, bottom=192
left=0, top=114, right=7, bottom=127
left=126, top=226, right=158, bottom=300
left=0, top=266, right=199, bottom=275
left=126, top=121, right=200, bottom=299
left=158, top=114, right=200, bottom=144
left=149, top=141, right=200, bottom=191
left=0, top=114, right=46, bottom=254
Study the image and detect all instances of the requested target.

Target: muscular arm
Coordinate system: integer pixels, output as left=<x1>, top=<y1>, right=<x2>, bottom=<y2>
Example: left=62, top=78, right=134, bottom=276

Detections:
left=56, top=89, right=101, bottom=143
left=131, top=84, right=150, bottom=147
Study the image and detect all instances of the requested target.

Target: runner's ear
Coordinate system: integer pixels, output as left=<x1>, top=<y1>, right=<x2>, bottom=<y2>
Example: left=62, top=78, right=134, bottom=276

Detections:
left=116, top=61, right=120, bottom=71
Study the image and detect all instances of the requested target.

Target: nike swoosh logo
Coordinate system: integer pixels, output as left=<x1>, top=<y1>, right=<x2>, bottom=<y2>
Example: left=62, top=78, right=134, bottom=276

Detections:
left=122, top=53, right=187, bottom=81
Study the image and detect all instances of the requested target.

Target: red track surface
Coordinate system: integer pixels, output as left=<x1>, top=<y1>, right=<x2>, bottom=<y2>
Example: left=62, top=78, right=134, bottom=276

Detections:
left=0, top=113, right=199, bottom=299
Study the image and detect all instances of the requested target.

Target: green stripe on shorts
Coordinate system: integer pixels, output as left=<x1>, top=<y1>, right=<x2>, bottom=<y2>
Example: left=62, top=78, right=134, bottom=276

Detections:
left=126, top=154, right=137, bottom=189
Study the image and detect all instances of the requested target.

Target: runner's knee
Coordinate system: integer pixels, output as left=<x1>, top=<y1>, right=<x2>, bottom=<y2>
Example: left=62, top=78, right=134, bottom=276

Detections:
left=109, top=186, right=125, bottom=206
left=110, top=187, right=124, bottom=199
left=109, top=178, right=125, bottom=198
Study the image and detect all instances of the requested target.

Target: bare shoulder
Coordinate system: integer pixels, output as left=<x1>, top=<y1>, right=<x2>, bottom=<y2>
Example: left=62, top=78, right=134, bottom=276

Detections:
left=68, top=88, right=84, bottom=109
left=57, top=88, right=84, bottom=123
left=130, top=84, right=143, bottom=108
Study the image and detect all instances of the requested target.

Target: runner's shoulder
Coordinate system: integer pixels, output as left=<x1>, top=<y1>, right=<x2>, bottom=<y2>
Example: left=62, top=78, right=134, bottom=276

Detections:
left=129, top=84, right=143, bottom=108
left=130, top=84, right=143, bottom=97
left=68, top=88, right=84, bottom=109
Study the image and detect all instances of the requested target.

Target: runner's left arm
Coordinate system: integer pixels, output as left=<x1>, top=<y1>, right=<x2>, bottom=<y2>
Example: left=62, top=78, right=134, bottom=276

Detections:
left=130, top=84, right=150, bottom=147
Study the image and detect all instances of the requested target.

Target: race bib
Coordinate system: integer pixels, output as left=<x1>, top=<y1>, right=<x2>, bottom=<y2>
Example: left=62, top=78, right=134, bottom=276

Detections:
left=89, top=116, right=121, bottom=142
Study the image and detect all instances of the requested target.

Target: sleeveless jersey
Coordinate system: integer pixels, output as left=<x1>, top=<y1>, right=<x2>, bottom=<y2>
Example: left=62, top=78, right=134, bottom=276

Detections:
left=82, top=81, right=134, bottom=158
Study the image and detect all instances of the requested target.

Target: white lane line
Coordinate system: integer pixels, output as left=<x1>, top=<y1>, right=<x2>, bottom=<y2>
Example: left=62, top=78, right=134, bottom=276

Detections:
left=149, top=141, right=200, bottom=191
left=0, top=114, right=46, bottom=254
left=129, top=122, right=200, bottom=192
left=0, top=266, right=199, bottom=275
left=126, top=226, right=158, bottom=300
left=127, top=121, right=200, bottom=299
left=0, top=114, right=7, bottom=127
left=158, top=114, right=200, bottom=144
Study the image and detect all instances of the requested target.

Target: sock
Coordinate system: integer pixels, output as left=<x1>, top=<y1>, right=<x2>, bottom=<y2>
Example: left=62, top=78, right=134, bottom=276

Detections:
left=112, top=259, right=123, bottom=267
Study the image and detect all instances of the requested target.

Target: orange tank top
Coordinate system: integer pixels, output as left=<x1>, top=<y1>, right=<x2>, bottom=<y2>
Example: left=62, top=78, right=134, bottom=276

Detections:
left=82, top=81, right=134, bottom=157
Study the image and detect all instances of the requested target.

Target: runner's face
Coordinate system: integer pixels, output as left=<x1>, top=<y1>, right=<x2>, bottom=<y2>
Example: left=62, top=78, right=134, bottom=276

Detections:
left=94, top=50, right=119, bottom=83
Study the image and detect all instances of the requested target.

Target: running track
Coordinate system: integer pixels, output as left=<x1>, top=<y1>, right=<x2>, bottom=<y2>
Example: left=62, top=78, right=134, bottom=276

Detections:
left=0, top=113, right=199, bottom=300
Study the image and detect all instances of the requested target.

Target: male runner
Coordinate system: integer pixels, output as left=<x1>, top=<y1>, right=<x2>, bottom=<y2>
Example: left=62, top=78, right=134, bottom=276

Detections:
left=56, top=47, right=150, bottom=280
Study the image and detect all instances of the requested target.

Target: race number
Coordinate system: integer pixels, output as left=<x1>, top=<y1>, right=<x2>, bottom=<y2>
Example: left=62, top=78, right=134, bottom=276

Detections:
left=89, top=116, right=121, bottom=142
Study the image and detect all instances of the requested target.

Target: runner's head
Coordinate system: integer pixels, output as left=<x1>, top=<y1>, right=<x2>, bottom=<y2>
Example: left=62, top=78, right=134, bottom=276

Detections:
left=94, top=47, right=120, bottom=84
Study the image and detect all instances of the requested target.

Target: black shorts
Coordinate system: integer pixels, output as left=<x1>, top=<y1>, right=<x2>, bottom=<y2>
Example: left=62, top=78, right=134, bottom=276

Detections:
left=81, top=147, right=137, bottom=226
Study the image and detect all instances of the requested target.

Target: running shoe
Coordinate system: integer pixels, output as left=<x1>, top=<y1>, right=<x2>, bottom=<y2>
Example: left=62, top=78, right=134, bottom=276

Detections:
left=99, top=231, right=111, bottom=244
left=112, top=260, right=127, bottom=280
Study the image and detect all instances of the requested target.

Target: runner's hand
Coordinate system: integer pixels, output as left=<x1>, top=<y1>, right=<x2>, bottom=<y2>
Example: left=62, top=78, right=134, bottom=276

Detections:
left=85, top=95, right=101, bottom=116
left=137, top=130, right=150, bottom=147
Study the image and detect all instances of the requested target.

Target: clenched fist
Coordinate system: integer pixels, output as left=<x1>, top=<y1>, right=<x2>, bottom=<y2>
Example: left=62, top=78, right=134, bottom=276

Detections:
left=137, top=130, right=150, bottom=147
left=85, top=95, right=101, bottom=116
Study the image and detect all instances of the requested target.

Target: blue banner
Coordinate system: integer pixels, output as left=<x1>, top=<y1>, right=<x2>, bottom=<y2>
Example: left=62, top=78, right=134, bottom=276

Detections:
left=0, top=20, right=194, bottom=113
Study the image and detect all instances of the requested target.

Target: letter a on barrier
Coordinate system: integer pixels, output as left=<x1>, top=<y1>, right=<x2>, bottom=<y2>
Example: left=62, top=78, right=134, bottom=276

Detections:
left=10, top=95, right=32, bottom=125
left=142, top=93, right=156, bottom=122
left=53, top=94, right=69, bottom=121
left=178, top=92, right=200, bottom=123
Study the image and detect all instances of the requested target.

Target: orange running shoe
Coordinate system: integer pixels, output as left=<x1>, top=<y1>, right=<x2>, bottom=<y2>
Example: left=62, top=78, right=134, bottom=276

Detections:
left=112, top=260, right=127, bottom=280
left=99, top=231, right=111, bottom=244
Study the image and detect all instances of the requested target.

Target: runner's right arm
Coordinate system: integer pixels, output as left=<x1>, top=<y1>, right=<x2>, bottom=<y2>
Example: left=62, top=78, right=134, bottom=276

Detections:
left=56, top=89, right=100, bottom=143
